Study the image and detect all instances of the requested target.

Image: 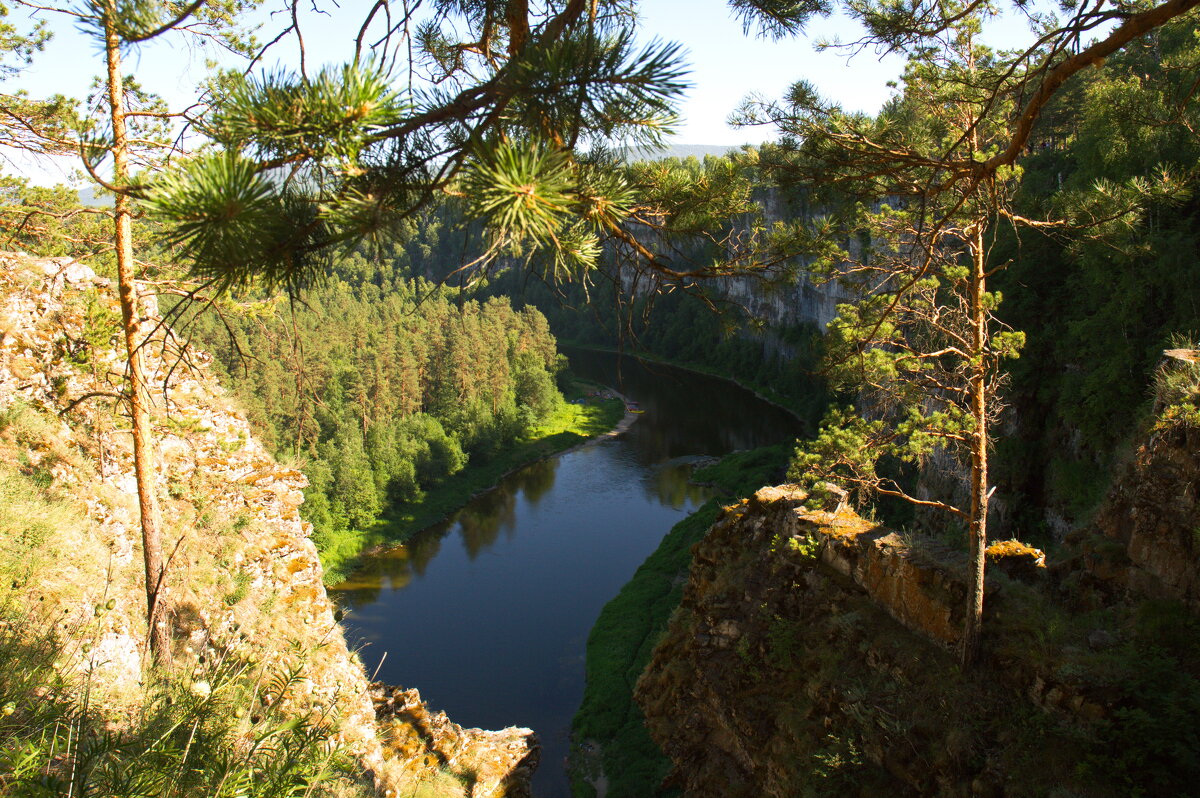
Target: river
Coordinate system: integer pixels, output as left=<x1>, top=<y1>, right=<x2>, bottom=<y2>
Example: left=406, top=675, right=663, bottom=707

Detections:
left=331, top=349, right=806, bottom=796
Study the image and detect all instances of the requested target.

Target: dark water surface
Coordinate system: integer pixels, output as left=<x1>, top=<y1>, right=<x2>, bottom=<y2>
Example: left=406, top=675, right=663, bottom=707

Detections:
left=332, top=349, right=805, bottom=796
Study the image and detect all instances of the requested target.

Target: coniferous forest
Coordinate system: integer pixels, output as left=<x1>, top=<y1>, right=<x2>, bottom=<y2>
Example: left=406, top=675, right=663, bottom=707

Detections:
left=186, top=258, right=565, bottom=574
left=1, top=0, right=1200, bottom=794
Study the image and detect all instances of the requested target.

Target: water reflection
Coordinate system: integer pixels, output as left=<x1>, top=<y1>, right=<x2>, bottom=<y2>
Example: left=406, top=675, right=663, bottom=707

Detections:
left=332, top=350, right=808, bottom=797
left=645, top=461, right=712, bottom=509
left=515, top=457, right=559, bottom=506
left=337, top=458, right=563, bottom=604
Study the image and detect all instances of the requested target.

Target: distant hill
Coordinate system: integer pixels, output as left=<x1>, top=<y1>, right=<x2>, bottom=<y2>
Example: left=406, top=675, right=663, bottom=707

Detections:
left=77, top=187, right=114, bottom=207
left=622, top=143, right=746, bottom=163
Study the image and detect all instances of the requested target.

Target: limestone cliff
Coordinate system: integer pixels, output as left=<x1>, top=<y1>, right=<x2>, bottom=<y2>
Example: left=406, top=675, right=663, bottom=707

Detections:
left=637, top=484, right=1200, bottom=796
left=0, top=252, right=536, bottom=796
left=712, top=187, right=857, bottom=332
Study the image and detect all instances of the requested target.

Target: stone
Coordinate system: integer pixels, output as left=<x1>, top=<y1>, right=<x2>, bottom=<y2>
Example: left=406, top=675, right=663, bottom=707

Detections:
left=1087, top=423, right=1200, bottom=608
left=0, top=252, right=534, bottom=796
left=373, top=684, right=540, bottom=796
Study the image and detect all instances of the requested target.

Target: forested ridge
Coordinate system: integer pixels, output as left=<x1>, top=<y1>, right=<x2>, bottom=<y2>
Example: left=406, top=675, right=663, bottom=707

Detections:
left=185, top=251, right=566, bottom=575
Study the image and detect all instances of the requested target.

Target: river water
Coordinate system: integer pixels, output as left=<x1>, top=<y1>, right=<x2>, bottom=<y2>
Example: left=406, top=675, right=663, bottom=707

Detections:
left=331, top=349, right=805, bottom=796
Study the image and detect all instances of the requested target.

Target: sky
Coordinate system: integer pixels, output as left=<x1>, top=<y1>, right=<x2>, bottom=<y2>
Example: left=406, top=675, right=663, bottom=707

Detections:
left=1, top=0, right=1030, bottom=184
left=635, top=0, right=905, bottom=145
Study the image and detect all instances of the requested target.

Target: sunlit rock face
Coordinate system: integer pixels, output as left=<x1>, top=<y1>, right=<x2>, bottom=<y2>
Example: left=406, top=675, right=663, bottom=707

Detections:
left=373, top=685, right=539, bottom=797
left=0, top=252, right=538, bottom=796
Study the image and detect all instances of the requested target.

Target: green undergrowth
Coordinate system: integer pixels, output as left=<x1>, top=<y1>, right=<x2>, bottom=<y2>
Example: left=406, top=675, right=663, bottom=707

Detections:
left=990, top=574, right=1200, bottom=793
left=320, top=381, right=624, bottom=582
left=570, top=445, right=789, bottom=798
left=0, top=599, right=365, bottom=797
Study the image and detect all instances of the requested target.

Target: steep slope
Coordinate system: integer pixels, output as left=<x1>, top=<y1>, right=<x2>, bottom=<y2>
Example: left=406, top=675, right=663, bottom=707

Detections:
left=1071, top=421, right=1200, bottom=607
left=637, top=483, right=1200, bottom=796
left=0, top=252, right=537, bottom=796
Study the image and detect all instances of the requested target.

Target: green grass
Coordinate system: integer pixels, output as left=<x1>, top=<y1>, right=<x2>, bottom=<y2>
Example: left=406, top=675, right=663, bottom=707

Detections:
left=570, top=446, right=788, bottom=798
left=0, top=604, right=364, bottom=797
left=320, top=384, right=625, bottom=582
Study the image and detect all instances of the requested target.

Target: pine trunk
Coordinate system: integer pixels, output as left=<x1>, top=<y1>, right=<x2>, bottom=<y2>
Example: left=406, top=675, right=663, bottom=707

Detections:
left=961, top=223, right=989, bottom=669
left=105, top=13, right=172, bottom=667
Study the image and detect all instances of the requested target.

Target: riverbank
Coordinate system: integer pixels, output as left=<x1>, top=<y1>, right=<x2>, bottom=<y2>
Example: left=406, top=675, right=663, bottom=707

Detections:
left=569, top=445, right=791, bottom=798
left=561, top=342, right=817, bottom=431
left=321, top=380, right=627, bottom=583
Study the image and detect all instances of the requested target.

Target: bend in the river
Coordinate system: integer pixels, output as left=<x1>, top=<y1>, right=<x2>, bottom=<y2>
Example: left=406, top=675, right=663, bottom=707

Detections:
left=331, top=348, right=807, bottom=796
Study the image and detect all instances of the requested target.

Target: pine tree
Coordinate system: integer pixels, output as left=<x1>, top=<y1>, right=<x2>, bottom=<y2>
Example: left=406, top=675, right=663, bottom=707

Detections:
left=0, top=0, right=74, bottom=158
left=736, top=0, right=1200, bottom=666
left=140, top=0, right=692, bottom=289
left=12, top=0, right=258, bottom=666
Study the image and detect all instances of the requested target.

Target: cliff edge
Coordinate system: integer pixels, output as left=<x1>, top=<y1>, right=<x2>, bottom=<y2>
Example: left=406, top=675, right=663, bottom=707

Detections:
left=637, top=478, right=1200, bottom=796
left=0, top=252, right=537, bottom=796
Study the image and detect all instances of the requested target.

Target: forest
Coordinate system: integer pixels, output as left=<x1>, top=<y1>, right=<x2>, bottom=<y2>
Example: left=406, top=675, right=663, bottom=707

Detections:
left=184, top=257, right=565, bottom=575
left=0, top=0, right=1199, bottom=792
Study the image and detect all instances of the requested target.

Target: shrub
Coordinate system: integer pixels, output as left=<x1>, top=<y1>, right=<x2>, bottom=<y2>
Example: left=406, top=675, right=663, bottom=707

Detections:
left=1153, top=338, right=1200, bottom=428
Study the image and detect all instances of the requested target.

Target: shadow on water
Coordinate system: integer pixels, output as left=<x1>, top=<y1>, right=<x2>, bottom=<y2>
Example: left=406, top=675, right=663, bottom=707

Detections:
left=331, top=349, right=808, bottom=797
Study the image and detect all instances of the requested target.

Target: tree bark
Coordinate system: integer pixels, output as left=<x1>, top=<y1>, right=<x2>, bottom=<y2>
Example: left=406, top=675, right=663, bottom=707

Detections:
left=961, top=221, right=988, bottom=669
left=105, top=10, right=172, bottom=667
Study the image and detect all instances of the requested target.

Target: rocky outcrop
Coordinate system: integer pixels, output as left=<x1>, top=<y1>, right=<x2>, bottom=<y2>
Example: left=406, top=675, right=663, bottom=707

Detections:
left=1080, top=423, right=1200, bottom=607
left=635, top=484, right=1156, bottom=797
left=373, top=685, right=539, bottom=796
left=0, top=252, right=536, bottom=796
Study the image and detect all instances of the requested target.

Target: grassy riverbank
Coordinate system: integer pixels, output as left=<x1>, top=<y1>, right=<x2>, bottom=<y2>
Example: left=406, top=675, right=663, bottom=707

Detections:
left=321, top=380, right=625, bottom=583
left=570, top=445, right=790, bottom=797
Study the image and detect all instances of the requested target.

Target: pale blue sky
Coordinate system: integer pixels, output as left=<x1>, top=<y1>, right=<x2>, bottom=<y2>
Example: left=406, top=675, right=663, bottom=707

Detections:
left=636, top=0, right=905, bottom=145
left=4, top=0, right=1031, bottom=183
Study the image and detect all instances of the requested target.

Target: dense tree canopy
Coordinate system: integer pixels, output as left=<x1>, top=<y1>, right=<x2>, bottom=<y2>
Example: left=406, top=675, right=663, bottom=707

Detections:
left=993, top=9, right=1200, bottom=524
left=728, top=0, right=1200, bottom=664
left=184, top=252, right=564, bottom=568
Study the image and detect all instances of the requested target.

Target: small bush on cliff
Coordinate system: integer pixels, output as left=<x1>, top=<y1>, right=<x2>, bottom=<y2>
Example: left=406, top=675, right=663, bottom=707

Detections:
left=1153, top=341, right=1200, bottom=428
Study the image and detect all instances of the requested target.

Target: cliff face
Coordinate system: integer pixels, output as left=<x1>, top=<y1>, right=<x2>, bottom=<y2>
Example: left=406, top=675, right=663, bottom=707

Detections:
left=636, top=483, right=1200, bottom=797
left=1073, top=422, right=1200, bottom=607
left=713, top=187, right=857, bottom=332
left=625, top=186, right=854, bottom=333
left=0, top=253, right=536, bottom=796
